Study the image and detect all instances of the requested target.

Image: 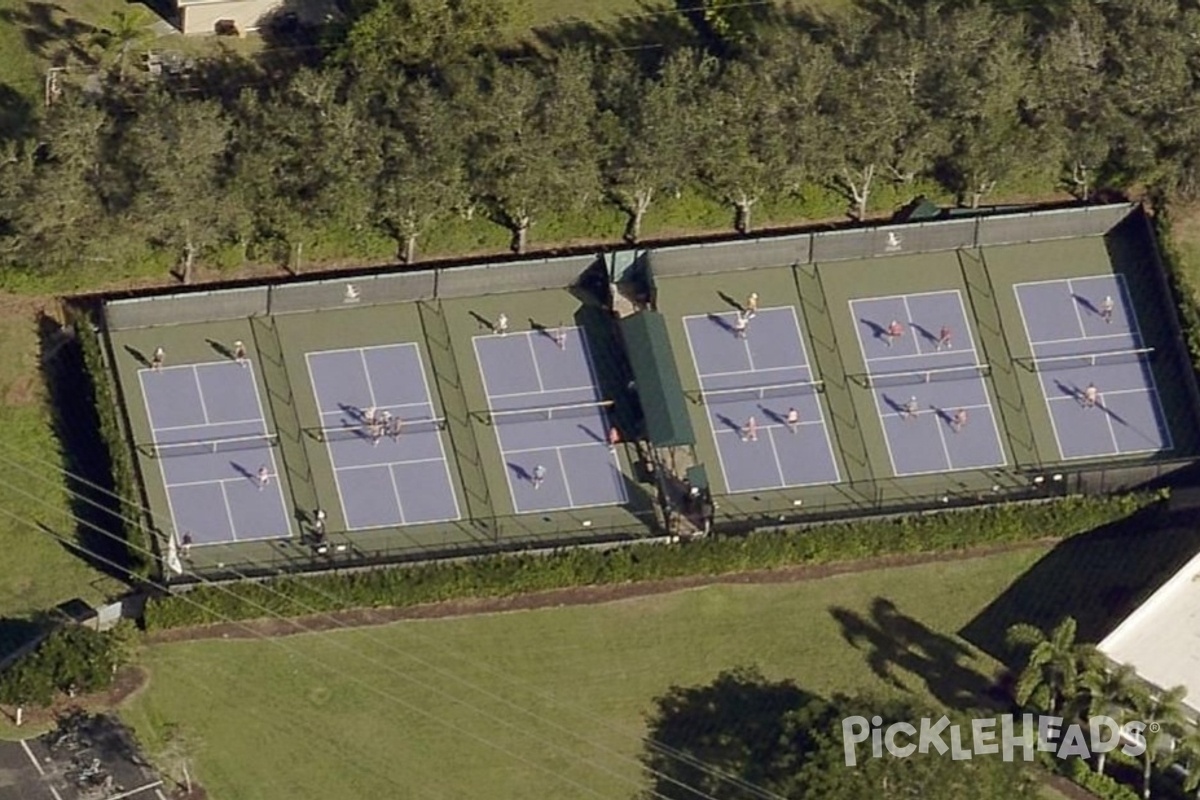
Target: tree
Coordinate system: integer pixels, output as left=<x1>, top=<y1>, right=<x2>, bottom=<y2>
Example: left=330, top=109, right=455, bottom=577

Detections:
left=642, top=668, right=1039, bottom=800
left=1128, top=685, right=1189, bottom=800
left=88, top=8, right=154, bottom=82
left=119, top=91, right=232, bottom=283
left=1007, top=617, right=1098, bottom=716
left=598, top=50, right=713, bottom=242
left=1082, top=662, right=1139, bottom=776
left=1174, top=718, right=1200, bottom=799
left=469, top=52, right=600, bottom=252
left=371, top=80, right=467, bottom=263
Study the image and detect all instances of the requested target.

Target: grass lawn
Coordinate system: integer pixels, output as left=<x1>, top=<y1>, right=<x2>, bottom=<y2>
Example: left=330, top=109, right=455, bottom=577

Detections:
left=0, top=298, right=122, bottom=621
left=122, top=547, right=1076, bottom=799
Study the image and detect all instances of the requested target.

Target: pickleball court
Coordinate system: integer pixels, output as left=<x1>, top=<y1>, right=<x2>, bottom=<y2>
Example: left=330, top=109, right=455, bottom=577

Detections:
left=850, top=290, right=1007, bottom=477
left=305, top=343, right=462, bottom=529
left=473, top=326, right=627, bottom=514
left=138, top=361, right=291, bottom=545
left=1013, top=275, right=1172, bottom=460
left=682, top=306, right=841, bottom=493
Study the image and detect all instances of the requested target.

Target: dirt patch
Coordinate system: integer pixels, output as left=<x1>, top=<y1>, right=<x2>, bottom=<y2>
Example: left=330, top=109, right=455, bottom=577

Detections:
left=148, top=539, right=1058, bottom=644
left=0, top=665, right=149, bottom=729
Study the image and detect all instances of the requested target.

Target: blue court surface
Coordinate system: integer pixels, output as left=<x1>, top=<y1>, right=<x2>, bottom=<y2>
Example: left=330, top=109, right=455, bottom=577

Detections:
left=306, top=344, right=461, bottom=529
left=138, top=361, right=291, bottom=546
left=1013, top=275, right=1172, bottom=460
left=851, top=290, right=1007, bottom=477
left=682, top=306, right=841, bottom=493
left=473, top=326, right=627, bottom=514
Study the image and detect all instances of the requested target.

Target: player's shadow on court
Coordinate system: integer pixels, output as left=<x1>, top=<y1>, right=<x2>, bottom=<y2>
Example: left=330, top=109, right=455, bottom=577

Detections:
left=717, top=291, right=743, bottom=312
left=910, top=323, right=939, bottom=346
left=469, top=311, right=495, bottom=332
left=715, top=414, right=742, bottom=434
left=932, top=407, right=954, bottom=425
left=507, top=463, right=533, bottom=483
left=230, top=462, right=258, bottom=484
left=1072, top=294, right=1100, bottom=316
left=881, top=395, right=907, bottom=415
left=1053, top=381, right=1082, bottom=403
left=760, top=406, right=786, bottom=426
left=338, top=403, right=366, bottom=424
left=528, top=319, right=558, bottom=341
left=706, top=313, right=735, bottom=333
left=1098, top=403, right=1129, bottom=426
left=205, top=338, right=234, bottom=360
left=577, top=424, right=604, bottom=443
left=123, top=345, right=149, bottom=367
left=859, top=319, right=888, bottom=342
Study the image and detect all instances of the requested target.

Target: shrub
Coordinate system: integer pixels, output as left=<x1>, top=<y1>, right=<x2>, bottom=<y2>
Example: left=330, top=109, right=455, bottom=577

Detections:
left=68, top=304, right=152, bottom=578
left=0, top=624, right=130, bottom=708
left=143, top=492, right=1159, bottom=631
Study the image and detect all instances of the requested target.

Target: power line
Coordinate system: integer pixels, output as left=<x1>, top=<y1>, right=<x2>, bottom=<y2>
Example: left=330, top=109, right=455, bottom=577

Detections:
left=0, top=442, right=779, bottom=800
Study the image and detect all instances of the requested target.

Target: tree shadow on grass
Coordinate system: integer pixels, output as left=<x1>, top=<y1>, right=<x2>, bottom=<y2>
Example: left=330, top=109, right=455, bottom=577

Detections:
left=831, top=597, right=1002, bottom=713
left=37, top=313, right=133, bottom=585
left=961, top=501, right=1198, bottom=661
left=0, top=1, right=101, bottom=68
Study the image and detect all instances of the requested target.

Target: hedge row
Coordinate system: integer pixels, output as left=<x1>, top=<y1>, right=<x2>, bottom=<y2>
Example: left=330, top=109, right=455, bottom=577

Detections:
left=0, top=624, right=129, bottom=708
left=1153, top=206, right=1200, bottom=369
left=1055, top=755, right=1141, bottom=800
left=144, top=492, right=1158, bottom=631
left=69, top=306, right=152, bottom=578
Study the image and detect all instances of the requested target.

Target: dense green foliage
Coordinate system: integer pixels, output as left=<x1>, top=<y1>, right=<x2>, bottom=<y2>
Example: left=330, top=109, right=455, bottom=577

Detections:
left=1010, top=618, right=1194, bottom=800
left=143, top=493, right=1156, bottom=630
left=643, top=668, right=1039, bottom=799
left=0, top=624, right=130, bottom=707
left=3, top=0, right=1200, bottom=281
left=68, top=305, right=151, bottom=577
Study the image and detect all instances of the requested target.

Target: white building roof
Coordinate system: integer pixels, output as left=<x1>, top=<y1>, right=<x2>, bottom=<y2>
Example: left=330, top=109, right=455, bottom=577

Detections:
left=1099, top=548, right=1200, bottom=716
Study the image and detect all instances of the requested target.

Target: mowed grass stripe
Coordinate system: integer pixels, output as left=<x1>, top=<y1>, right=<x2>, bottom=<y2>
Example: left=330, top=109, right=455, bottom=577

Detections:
left=123, top=547, right=1050, bottom=800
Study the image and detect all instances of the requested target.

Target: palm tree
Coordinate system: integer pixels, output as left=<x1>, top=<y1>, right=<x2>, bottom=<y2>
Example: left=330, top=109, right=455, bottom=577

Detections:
left=1006, top=617, right=1098, bottom=716
left=89, top=9, right=154, bottom=82
left=1082, top=662, right=1139, bottom=776
left=1174, top=719, right=1200, bottom=798
left=1128, top=684, right=1189, bottom=800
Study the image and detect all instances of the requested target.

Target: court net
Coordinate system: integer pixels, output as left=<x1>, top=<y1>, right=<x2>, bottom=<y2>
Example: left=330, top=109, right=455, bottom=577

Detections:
left=853, top=363, right=990, bottom=389
left=141, top=432, right=279, bottom=459
left=307, top=418, right=447, bottom=442
left=479, top=400, right=613, bottom=426
left=688, top=380, right=825, bottom=405
left=1015, top=347, right=1155, bottom=373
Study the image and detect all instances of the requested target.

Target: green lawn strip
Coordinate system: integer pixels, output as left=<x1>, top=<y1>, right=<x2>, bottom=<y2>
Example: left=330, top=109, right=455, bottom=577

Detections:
left=125, top=548, right=1063, bottom=800
left=143, top=492, right=1157, bottom=629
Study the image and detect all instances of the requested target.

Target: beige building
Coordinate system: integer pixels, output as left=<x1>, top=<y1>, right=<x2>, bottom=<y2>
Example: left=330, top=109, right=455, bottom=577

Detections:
left=175, top=0, right=283, bottom=35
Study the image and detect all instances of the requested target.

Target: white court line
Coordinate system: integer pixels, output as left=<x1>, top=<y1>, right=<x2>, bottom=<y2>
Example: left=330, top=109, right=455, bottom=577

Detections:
left=526, top=334, right=546, bottom=392
left=876, top=402, right=1008, bottom=478
left=1046, top=387, right=1157, bottom=402
left=933, top=405, right=953, bottom=469
left=697, top=364, right=805, bottom=380
left=503, top=440, right=609, bottom=456
left=135, top=357, right=234, bottom=377
left=901, top=295, right=924, bottom=356
left=165, top=475, right=253, bottom=489
left=683, top=311, right=735, bottom=493
left=357, top=349, right=381, bottom=409
left=218, top=481, right=239, bottom=542
left=411, top=344, right=463, bottom=521
left=1100, top=393, right=1121, bottom=453
left=189, top=365, right=211, bottom=425
left=858, top=290, right=981, bottom=367
left=710, top=417, right=827, bottom=435
left=555, top=447, right=576, bottom=507
left=488, top=384, right=598, bottom=400
left=155, top=418, right=264, bottom=432
left=1114, top=273, right=1147, bottom=348
left=473, top=324, right=583, bottom=343
left=765, top=427, right=786, bottom=485
left=574, top=333, right=629, bottom=505
left=1028, top=332, right=1135, bottom=348
left=1064, top=278, right=1090, bottom=338
left=303, top=342, right=415, bottom=357
left=1013, top=281, right=1071, bottom=459
left=847, top=288, right=963, bottom=306
left=862, top=349, right=969, bottom=364
left=387, top=464, right=407, bottom=525
left=337, top=457, right=449, bottom=472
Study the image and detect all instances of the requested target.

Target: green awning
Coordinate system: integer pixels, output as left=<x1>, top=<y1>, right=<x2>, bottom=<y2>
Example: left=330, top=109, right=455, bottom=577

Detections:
left=619, top=311, right=696, bottom=448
